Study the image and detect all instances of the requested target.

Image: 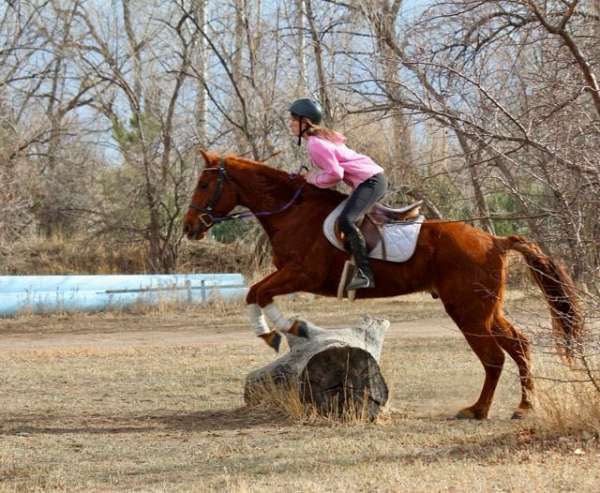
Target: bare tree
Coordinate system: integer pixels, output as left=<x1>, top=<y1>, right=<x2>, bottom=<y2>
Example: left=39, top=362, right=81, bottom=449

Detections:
left=361, top=0, right=415, bottom=183
left=0, top=0, right=596, bottom=288
left=66, top=0, right=200, bottom=271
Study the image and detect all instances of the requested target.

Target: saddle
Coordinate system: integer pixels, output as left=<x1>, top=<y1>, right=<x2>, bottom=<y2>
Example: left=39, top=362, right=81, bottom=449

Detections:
left=334, top=200, right=424, bottom=255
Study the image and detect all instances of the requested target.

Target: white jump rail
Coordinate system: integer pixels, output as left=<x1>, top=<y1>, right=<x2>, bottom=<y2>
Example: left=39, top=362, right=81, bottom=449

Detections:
left=0, top=274, right=247, bottom=317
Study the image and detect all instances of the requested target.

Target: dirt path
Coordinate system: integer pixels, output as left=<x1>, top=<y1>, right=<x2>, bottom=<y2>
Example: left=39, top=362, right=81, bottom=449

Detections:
left=0, top=293, right=552, bottom=352
left=0, top=316, right=461, bottom=351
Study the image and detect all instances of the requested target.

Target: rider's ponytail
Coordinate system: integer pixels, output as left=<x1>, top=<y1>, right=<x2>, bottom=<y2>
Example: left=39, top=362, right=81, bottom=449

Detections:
left=303, top=120, right=346, bottom=145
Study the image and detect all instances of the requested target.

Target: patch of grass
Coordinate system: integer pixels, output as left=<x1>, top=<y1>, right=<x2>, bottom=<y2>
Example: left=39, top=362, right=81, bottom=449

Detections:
left=245, top=375, right=379, bottom=426
left=533, top=363, right=600, bottom=438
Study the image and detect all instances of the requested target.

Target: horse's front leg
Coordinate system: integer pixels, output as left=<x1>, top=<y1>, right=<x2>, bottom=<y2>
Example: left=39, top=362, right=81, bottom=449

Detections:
left=259, top=265, right=318, bottom=334
left=246, top=271, right=282, bottom=351
left=252, top=264, right=319, bottom=351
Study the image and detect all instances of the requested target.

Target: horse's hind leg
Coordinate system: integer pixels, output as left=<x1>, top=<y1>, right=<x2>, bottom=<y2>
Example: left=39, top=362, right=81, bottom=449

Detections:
left=492, top=313, right=534, bottom=419
left=443, top=301, right=505, bottom=419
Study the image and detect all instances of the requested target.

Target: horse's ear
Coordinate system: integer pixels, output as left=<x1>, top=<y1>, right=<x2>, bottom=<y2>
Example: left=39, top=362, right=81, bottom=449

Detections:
left=197, top=148, right=216, bottom=167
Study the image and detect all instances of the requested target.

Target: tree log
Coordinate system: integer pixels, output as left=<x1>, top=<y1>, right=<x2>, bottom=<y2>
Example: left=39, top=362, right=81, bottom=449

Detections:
left=244, top=317, right=390, bottom=420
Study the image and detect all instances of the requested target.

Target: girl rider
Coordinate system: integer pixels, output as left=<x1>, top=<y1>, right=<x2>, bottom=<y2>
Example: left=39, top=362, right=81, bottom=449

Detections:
left=289, top=98, right=387, bottom=290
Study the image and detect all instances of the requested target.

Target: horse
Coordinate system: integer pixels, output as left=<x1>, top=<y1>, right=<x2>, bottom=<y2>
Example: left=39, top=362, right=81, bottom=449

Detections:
left=183, top=150, right=583, bottom=420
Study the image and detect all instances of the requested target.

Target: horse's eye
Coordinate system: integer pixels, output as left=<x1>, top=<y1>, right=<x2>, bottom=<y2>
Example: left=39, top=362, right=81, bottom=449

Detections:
left=198, top=182, right=209, bottom=190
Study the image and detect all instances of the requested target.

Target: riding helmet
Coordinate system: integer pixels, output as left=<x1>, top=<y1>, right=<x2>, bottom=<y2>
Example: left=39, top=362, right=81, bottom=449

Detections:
left=289, top=98, right=323, bottom=125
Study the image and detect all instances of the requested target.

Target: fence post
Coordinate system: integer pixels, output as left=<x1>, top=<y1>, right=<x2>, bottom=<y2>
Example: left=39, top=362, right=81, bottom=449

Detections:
left=185, top=280, right=192, bottom=303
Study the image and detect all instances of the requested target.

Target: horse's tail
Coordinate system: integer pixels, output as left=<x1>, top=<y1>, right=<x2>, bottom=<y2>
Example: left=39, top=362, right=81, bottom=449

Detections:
left=497, top=235, right=584, bottom=359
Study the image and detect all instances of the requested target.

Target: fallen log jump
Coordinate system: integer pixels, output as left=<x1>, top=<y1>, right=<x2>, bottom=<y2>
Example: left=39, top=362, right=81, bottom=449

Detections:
left=244, top=317, right=390, bottom=420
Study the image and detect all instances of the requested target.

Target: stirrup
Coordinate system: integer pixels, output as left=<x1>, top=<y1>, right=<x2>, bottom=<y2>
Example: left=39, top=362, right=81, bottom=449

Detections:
left=346, top=269, right=375, bottom=291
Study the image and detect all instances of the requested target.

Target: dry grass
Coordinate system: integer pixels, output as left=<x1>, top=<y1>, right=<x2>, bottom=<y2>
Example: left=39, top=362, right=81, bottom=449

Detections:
left=535, top=382, right=600, bottom=437
left=0, top=235, right=149, bottom=274
left=1, top=293, right=599, bottom=492
left=245, top=376, right=377, bottom=426
left=0, top=235, right=257, bottom=275
left=532, top=360, right=600, bottom=437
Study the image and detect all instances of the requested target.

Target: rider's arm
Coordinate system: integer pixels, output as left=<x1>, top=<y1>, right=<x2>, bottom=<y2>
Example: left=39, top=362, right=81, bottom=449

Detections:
left=305, top=138, right=344, bottom=188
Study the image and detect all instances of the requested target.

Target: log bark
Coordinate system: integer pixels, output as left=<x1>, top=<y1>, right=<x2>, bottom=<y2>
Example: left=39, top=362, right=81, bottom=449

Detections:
left=244, top=317, right=390, bottom=420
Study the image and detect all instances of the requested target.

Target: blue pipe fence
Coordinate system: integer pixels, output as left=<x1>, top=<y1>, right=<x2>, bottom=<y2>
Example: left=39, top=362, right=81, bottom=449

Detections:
left=0, top=274, right=247, bottom=317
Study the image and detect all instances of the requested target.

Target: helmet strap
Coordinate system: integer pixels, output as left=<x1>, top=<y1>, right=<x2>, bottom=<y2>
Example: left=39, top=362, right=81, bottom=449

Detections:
left=297, top=119, right=303, bottom=146
left=297, top=118, right=307, bottom=146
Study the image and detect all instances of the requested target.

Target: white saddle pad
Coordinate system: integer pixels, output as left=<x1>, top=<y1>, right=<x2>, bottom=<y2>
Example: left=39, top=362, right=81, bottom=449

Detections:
left=323, top=199, right=425, bottom=263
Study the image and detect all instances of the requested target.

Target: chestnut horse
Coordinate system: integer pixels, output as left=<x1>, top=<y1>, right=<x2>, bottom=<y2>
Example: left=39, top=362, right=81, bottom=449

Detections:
left=183, top=150, right=583, bottom=420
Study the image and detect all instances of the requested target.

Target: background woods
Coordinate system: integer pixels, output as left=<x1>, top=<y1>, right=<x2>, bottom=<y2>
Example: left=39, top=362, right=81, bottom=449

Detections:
left=0, top=0, right=598, bottom=292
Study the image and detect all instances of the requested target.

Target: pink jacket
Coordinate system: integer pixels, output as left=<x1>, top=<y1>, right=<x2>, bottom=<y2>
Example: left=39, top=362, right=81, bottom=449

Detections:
left=305, top=135, right=384, bottom=189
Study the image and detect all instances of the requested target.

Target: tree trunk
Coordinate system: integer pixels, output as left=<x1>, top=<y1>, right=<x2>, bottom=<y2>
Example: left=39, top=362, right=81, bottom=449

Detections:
left=295, top=0, right=307, bottom=95
left=456, top=134, right=495, bottom=234
left=244, top=317, right=390, bottom=420
left=192, top=0, right=207, bottom=148
left=305, top=0, right=334, bottom=125
left=232, top=0, right=249, bottom=155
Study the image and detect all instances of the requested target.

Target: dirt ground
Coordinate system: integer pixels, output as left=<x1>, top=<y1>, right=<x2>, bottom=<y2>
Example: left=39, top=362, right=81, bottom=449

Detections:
left=0, top=293, right=598, bottom=492
left=0, top=305, right=458, bottom=351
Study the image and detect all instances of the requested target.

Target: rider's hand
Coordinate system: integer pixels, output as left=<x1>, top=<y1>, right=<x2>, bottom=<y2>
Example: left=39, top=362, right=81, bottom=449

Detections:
left=289, top=164, right=309, bottom=180
left=305, top=170, right=317, bottom=185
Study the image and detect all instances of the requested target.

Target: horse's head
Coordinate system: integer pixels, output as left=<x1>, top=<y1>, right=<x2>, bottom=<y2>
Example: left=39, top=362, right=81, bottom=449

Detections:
left=183, top=150, right=239, bottom=240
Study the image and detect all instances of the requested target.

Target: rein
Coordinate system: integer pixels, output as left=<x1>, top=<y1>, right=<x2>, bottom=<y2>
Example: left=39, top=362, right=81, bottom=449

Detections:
left=188, top=158, right=305, bottom=231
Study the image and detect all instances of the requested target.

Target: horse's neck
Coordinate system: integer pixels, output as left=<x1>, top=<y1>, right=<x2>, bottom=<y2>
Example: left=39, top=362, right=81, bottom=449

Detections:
left=226, top=158, right=343, bottom=239
left=228, top=160, right=297, bottom=214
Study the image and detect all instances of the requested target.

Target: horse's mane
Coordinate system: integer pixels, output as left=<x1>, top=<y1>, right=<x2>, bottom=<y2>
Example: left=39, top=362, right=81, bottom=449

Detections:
left=225, top=155, right=294, bottom=187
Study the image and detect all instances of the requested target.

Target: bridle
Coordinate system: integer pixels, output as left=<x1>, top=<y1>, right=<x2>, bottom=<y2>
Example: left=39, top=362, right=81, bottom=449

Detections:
left=187, top=158, right=305, bottom=237
left=188, top=158, right=229, bottom=230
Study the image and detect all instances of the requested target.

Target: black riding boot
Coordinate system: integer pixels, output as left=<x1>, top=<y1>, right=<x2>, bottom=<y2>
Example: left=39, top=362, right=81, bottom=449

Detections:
left=345, top=228, right=375, bottom=290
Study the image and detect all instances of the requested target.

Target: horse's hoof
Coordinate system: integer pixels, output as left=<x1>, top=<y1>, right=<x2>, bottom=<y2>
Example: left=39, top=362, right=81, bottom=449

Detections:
left=288, top=320, right=309, bottom=338
left=511, top=407, right=532, bottom=420
left=259, top=331, right=282, bottom=352
left=456, top=407, right=488, bottom=420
